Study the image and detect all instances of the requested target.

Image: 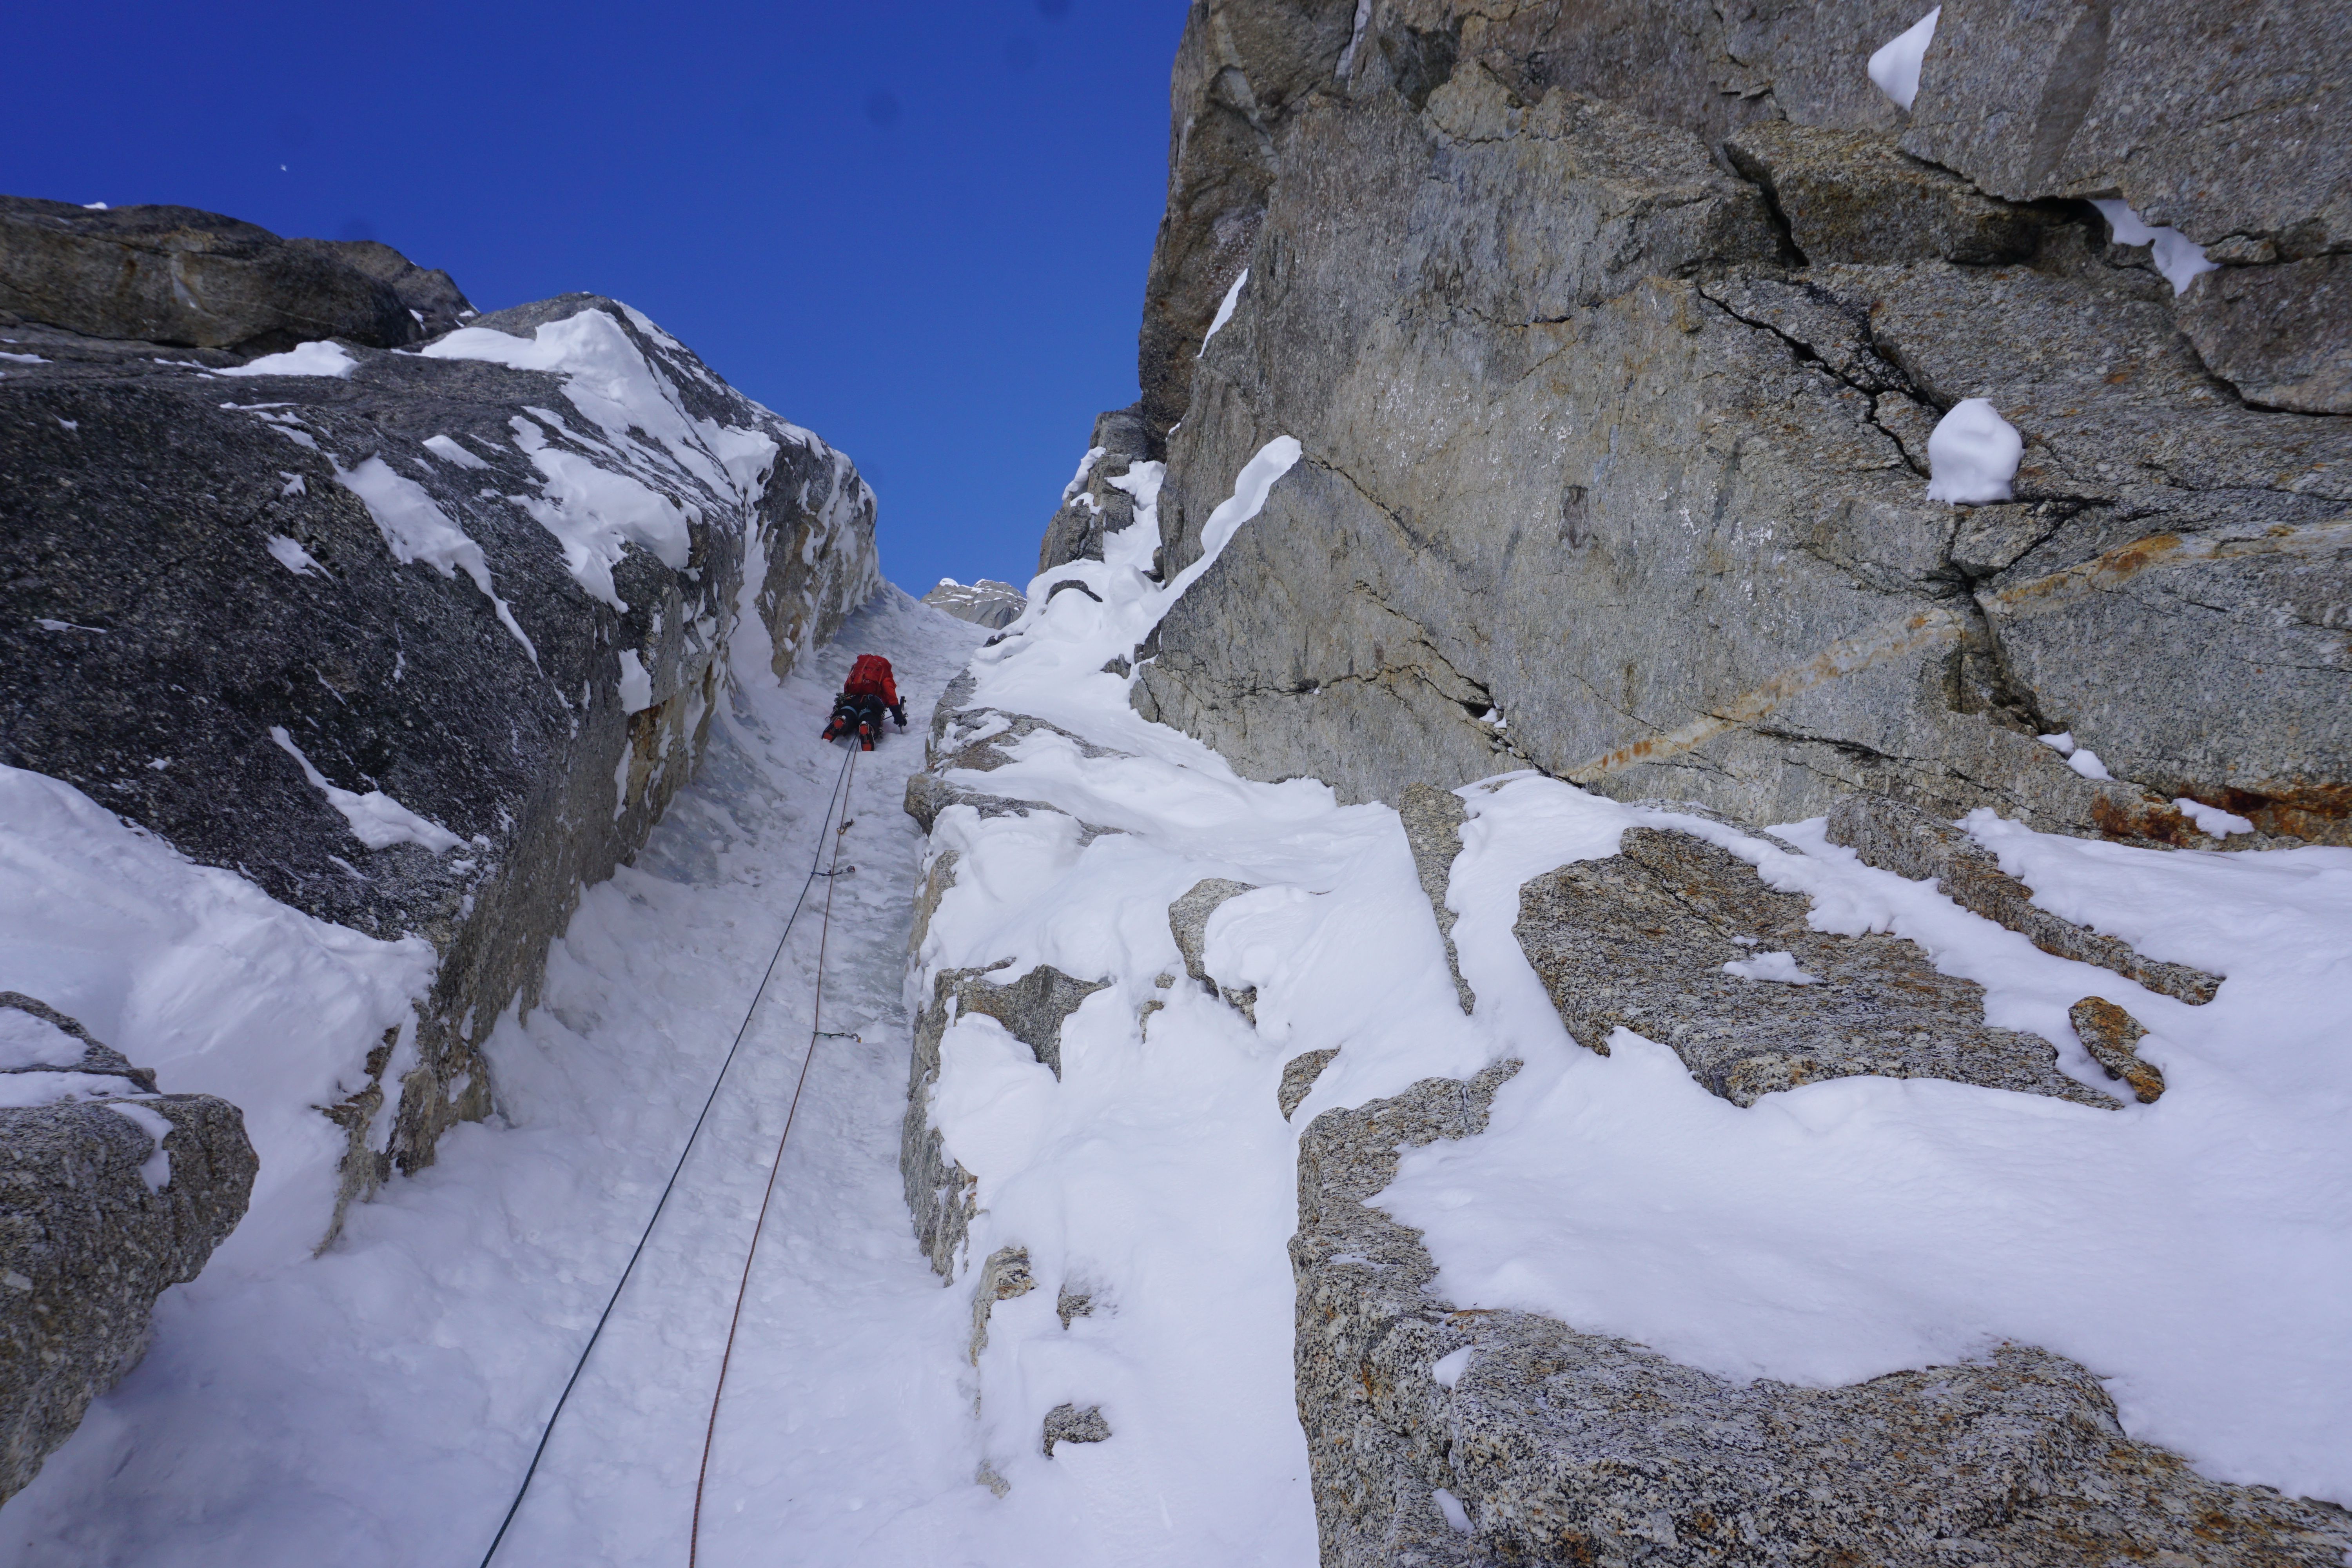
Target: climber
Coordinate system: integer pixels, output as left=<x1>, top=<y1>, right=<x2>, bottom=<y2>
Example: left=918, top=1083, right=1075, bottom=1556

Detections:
left=821, top=653, right=907, bottom=751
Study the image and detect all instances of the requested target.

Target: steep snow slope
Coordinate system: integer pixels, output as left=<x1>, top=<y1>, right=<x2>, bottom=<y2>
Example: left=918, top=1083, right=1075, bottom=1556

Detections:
left=908, top=435, right=2352, bottom=1554
left=0, top=591, right=1019, bottom=1565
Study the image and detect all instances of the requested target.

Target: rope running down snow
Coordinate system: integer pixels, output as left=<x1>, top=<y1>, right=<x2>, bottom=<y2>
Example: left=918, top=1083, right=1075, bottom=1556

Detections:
left=689, top=739, right=860, bottom=1564
left=476, top=742, right=859, bottom=1568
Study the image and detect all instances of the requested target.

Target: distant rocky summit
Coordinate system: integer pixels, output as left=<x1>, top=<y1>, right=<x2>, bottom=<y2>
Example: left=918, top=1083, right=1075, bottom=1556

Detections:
left=922, top=577, right=1026, bottom=629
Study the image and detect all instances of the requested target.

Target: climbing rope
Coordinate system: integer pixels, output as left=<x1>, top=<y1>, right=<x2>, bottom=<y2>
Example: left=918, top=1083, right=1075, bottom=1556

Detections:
left=688, top=740, right=859, bottom=1565
left=477, top=742, right=858, bottom=1568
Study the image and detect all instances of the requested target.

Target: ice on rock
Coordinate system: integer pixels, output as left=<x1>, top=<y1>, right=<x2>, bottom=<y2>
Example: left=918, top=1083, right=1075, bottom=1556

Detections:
left=1722, top=949, right=1821, bottom=984
left=421, top=434, right=489, bottom=469
left=2092, top=200, right=2219, bottom=296
left=331, top=456, right=537, bottom=661
left=106, top=1101, right=174, bottom=1192
left=265, top=535, right=321, bottom=577
left=1198, top=268, right=1249, bottom=358
left=616, top=649, right=655, bottom=714
left=1924, top=397, right=2022, bottom=504
left=269, top=726, right=469, bottom=854
left=1867, top=7, right=1939, bottom=112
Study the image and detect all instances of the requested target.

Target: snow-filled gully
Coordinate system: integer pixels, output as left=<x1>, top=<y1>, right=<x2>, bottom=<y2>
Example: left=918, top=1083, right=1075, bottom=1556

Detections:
left=5, top=438, right=2351, bottom=1565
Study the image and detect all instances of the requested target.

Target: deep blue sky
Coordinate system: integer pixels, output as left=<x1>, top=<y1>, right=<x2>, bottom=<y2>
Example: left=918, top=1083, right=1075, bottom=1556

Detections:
left=12, top=1, right=1186, bottom=592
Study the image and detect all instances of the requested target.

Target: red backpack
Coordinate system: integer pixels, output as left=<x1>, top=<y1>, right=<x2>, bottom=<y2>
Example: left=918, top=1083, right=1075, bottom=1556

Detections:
left=843, top=654, right=895, bottom=697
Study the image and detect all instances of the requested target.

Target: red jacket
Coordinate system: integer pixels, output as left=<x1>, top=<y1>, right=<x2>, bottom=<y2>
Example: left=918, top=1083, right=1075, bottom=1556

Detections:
left=843, top=654, right=900, bottom=708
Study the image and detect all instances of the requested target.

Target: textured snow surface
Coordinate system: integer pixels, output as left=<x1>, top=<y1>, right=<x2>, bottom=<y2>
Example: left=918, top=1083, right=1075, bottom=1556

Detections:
left=935, top=433, right=2352, bottom=1525
left=1376, top=780, right=2352, bottom=1506
left=3, top=418, right=2342, bottom=1565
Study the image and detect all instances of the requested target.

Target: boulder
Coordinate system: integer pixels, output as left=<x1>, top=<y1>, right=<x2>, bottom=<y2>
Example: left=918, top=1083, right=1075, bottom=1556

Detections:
left=1, top=279, right=878, bottom=1232
left=284, top=237, right=476, bottom=337
left=0, top=996, right=256, bottom=1505
left=0, top=197, right=432, bottom=354
left=1513, top=826, right=2113, bottom=1107
left=1292, top=1063, right=2352, bottom=1565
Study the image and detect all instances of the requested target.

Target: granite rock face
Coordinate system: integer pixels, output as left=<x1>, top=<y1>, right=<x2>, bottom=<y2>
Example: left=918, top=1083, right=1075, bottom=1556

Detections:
left=1514, top=826, right=2114, bottom=1107
left=1123, top=1, right=2350, bottom=845
left=0, top=997, right=256, bottom=1505
left=1293, top=1064, right=2352, bottom=1566
left=2, top=242, right=879, bottom=1231
left=2176, top=253, right=2352, bottom=414
left=0, top=198, right=459, bottom=354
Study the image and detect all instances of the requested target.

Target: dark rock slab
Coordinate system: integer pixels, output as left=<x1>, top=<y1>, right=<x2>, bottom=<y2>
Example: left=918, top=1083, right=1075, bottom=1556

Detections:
left=1826, top=793, right=2224, bottom=1004
left=1, top=287, right=877, bottom=1230
left=285, top=237, right=475, bottom=337
left=0, top=197, right=423, bottom=354
left=0, top=1003, right=255, bottom=1505
left=1292, top=1062, right=2352, bottom=1566
left=1514, top=826, right=2112, bottom=1107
